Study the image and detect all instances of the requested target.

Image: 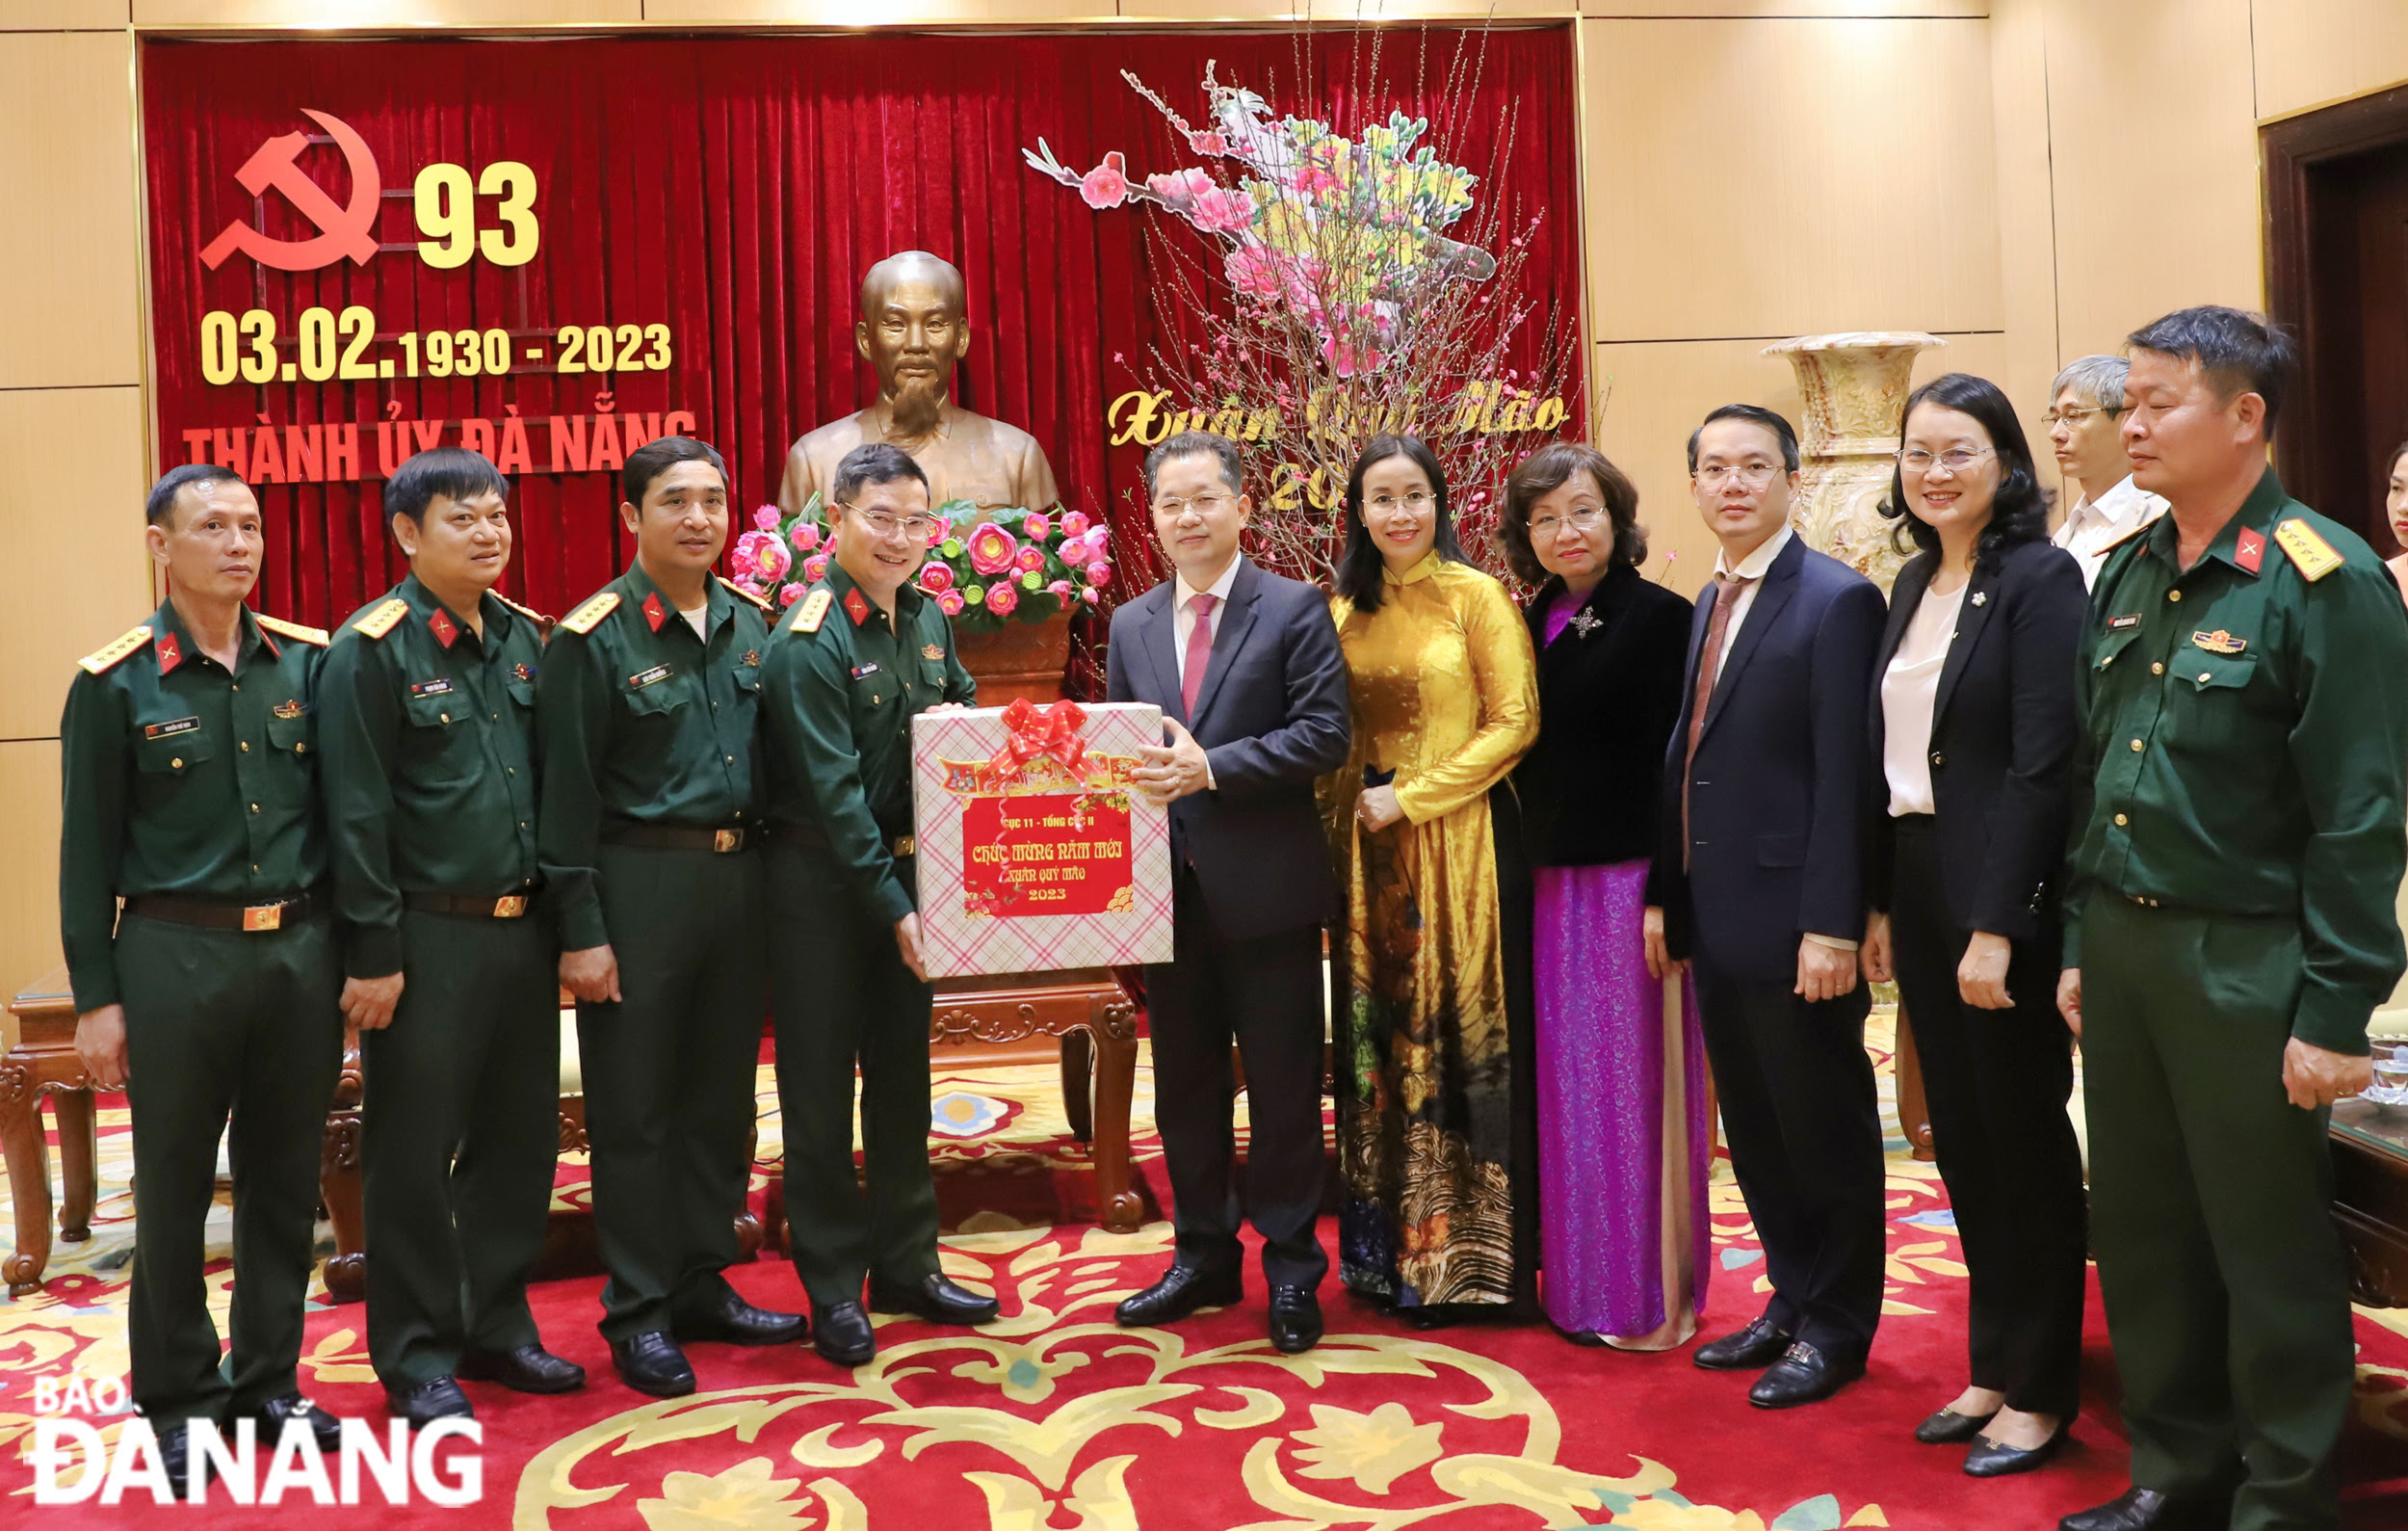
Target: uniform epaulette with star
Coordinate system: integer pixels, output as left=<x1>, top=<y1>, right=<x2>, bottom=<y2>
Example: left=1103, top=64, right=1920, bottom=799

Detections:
left=789, top=588, right=833, bottom=635
left=351, top=598, right=411, bottom=640
left=492, top=593, right=549, bottom=625
left=718, top=575, right=774, bottom=614
left=255, top=613, right=329, bottom=647
left=558, top=592, right=622, bottom=636
left=79, top=624, right=153, bottom=674
left=2273, top=517, right=2346, bottom=582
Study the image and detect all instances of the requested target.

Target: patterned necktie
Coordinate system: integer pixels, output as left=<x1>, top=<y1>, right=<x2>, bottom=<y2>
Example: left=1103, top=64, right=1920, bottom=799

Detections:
left=1682, top=573, right=1757, bottom=867
left=1181, top=592, right=1219, bottom=720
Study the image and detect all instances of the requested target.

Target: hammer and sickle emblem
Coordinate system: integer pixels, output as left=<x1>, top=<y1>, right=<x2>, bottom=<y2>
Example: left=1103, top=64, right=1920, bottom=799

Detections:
left=197, top=109, right=381, bottom=272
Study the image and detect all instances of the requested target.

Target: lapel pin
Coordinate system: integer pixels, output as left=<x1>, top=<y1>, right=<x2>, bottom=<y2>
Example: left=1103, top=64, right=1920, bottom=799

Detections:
left=1970, top=592, right=1987, bottom=606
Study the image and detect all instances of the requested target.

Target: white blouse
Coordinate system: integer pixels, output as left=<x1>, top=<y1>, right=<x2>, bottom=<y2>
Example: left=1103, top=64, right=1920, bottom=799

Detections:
left=1881, top=581, right=1965, bottom=817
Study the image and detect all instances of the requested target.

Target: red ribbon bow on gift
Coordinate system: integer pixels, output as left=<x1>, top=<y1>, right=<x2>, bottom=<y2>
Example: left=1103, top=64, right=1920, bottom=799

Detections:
left=989, top=697, right=1088, bottom=780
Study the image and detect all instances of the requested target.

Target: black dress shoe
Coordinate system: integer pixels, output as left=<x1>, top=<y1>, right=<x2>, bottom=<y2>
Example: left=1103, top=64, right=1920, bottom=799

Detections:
left=869, top=1273, right=1001, bottom=1327
left=673, top=1289, right=809, bottom=1346
left=1114, top=1265, right=1243, bottom=1328
left=154, top=1421, right=206, bottom=1499
left=1747, top=1341, right=1865, bottom=1409
left=1914, top=1406, right=1998, bottom=1444
left=2057, top=1487, right=2231, bottom=1531
left=610, top=1332, right=695, bottom=1398
left=1400, top=1306, right=1459, bottom=1331
left=813, top=1301, right=876, bottom=1367
left=459, top=1344, right=588, bottom=1394
left=384, top=1376, right=474, bottom=1428
left=1269, top=1286, right=1323, bottom=1353
left=247, top=1393, right=343, bottom=1453
left=1693, top=1315, right=1793, bottom=1371
left=1965, top=1422, right=2070, bottom=1477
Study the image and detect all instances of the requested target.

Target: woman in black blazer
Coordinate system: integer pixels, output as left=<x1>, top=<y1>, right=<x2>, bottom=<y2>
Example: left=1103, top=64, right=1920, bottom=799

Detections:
left=1860, top=373, right=2089, bottom=1477
left=1500, top=442, right=1706, bottom=1351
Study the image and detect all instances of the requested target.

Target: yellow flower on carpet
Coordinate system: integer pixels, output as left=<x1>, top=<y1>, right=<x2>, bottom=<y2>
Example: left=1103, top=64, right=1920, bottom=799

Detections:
left=637, top=1457, right=816, bottom=1531
left=1288, top=1400, right=1444, bottom=1493
left=1611, top=1500, right=1767, bottom=1531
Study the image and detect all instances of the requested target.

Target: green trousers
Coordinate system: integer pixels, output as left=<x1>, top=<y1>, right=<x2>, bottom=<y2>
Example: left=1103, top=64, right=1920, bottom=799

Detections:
left=116, top=911, right=343, bottom=1430
left=765, top=840, right=940, bottom=1308
left=2082, top=896, right=2355, bottom=1531
left=577, top=843, right=766, bottom=1342
left=362, top=908, right=561, bottom=1386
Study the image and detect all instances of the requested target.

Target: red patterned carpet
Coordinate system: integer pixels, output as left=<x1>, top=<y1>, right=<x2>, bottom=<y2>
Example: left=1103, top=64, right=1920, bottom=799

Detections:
left=5, top=1016, right=2406, bottom=1529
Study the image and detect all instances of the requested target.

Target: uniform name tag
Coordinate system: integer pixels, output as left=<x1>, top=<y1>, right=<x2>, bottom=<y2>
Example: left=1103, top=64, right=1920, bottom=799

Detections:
left=409, top=678, right=454, bottom=700
left=144, top=716, right=200, bottom=741
left=851, top=662, right=881, bottom=680
left=2107, top=615, right=2141, bottom=631
left=628, top=664, right=671, bottom=689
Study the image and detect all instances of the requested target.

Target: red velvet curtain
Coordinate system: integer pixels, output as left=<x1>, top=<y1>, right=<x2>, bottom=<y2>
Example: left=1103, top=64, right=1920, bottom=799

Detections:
left=141, top=28, right=1582, bottom=630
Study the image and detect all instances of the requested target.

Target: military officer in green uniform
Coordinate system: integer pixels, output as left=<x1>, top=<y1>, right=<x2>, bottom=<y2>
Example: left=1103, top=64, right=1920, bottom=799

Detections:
left=762, top=441, right=1001, bottom=1368
left=2055, top=307, right=2408, bottom=1531
left=537, top=435, right=803, bottom=1396
left=61, top=464, right=346, bottom=1489
left=317, top=447, right=584, bottom=1426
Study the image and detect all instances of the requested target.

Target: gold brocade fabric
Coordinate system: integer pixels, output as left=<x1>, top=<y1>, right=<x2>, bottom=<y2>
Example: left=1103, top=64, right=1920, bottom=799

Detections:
left=1323, top=554, right=1539, bottom=1307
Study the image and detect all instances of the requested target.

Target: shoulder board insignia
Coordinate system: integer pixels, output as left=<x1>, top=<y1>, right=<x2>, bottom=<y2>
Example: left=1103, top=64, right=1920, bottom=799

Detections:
left=255, top=614, right=329, bottom=647
left=492, top=593, right=548, bottom=625
left=2273, top=518, right=2345, bottom=582
left=559, top=592, right=623, bottom=636
left=352, top=598, right=411, bottom=640
left=718, top=575, right=774, bottom=614
left=2094, top=518, right=2155, bottom=558
left=791, top=588, right=833, bottom=635
left=78, top=624, right=153, bottom=674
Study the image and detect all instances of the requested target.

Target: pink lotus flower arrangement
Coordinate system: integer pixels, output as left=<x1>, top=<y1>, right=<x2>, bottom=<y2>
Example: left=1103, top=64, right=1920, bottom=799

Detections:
left=730, top=492, right=1113, bottom=635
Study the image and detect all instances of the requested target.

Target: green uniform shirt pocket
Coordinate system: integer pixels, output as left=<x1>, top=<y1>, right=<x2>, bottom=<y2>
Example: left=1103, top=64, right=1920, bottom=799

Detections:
left=265, top=711, right=311, bottom=755
left=2182, top=651, right=2257, bottom=692
left=137, top=725, right=214, bottom=774
left=621, top=672, right=687, bottom=717
left=402, top=691, right=475, bottom=786
left=505, top=676, right=537, bottom=710
left=2092, top=628, right=2139, bottom=672
left=732, top=664, right=763, bottom=694
left=850, top=667, right=892, bottom=712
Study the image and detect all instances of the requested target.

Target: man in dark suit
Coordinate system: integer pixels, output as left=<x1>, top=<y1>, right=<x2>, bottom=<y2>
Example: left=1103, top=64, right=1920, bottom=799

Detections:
left=1645, top=404, right=1888, bottom=1408
left=1106, top=430, right=1352, bottom=1353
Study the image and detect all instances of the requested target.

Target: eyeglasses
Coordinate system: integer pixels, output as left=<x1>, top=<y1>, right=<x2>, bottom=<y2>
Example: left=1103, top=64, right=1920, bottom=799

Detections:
left=1529, top=506, right=1608, bottom=537
left=840, top=504, right=939, bottom=540
left=1151, top=492, right=1237, bottom=518
left=1897, top=447, right=1995, bottom=474
left=1694, top=464, right=1781, bottom=488
left=2037, top=405, right=2129, bottom=429
left=1366, top=492, right=1436, bottom=516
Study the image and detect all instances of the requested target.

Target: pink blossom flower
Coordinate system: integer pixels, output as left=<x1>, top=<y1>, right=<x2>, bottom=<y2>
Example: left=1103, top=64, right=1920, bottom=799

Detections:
left=1189, top=186, right=1256, bottom=233
left=1322, top=331, right=1385, bottom=379
left=777, top=582, right=804, bottom=607
left=752, top=505, right=782, bottom=531
left=1020, top=512, right=1051, bottom=542
left=728, top=544, right=759, bottom=579
left=1146, top=167, right=1214, bottom=204
left=1225, top=245, right=1289, bottom=301
left=918, top=561, right=955, bottom=594
left=1014, top=545, right=1045, bottom=574
left=802, top=552, right=829, bottom=583
left=938, top=590, right=966, bottom=616
left=985, top=579, right=1021, bottom=617
left=1295, top=164, right=1341, bottom=198
left=1058, top=511, right=1090, bottom=539
left=1081, top=587, right=1101, bottom=606
left=1080, top=151, right=1130, bottom=210
left=790, top=522, right=822, bottom=553
left=1047, top=579, right=1074, bottom=603
left=752, top=537, right=792, bottom=581
left=926, top=515, right=954, bottom=549
left=1187, top=129, right=1228, bottom=156
left=1086, top=560, right=1112, bottom=588
left=965, top=521, right=1020, bottom=575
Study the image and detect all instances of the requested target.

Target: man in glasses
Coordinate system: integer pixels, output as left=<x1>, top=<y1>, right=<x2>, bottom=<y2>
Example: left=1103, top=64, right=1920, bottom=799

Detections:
left=760, top=441, right=998, bottom=1367
left=1647, top=405, right=1887, bottom=1409
left=1104, top=431, right=1351, bottom=1353
left=538, top=435, right=803, bottom=1399
left=2045, top=355, right=2167, bottom=591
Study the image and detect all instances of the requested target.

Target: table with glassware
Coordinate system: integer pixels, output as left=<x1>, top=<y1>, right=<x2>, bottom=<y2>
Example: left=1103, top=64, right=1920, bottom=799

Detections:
left=2333, top=1042, right=2408, bottom=1307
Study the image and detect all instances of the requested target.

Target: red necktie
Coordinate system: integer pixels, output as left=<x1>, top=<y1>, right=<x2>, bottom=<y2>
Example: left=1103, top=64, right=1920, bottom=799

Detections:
left=1181, top=592, right=1218, bottom=720
left=1682, top=573, right=1756, bottom=867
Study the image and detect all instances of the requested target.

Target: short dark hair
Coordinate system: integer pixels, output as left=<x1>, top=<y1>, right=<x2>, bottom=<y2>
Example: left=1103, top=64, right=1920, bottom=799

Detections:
left=1143, top=432, right=1243, bottom=500
left=1498, top=441, right=1644, bottom=586
left=146, top=462, right=247, bottom=526
left=1686, top=404, right=1801, bottom=475
left=831, top=442, right=927, bottom=507
left=1877, top=372, right=2051, bottom=569
left=385, top=447, right=508, bottom=526
left=2126, top=305, right=2297, bottom=435
left=622, top=435, right=726, bottom=509
left=1333, top=435, right=1466, bottom=615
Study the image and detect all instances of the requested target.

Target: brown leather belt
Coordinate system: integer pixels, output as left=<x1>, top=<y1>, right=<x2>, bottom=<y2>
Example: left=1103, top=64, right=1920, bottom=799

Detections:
left=603, top=823, right=756, bottom=854
left=125, top=891, right=320, bottom=933
left=406, top=891, right=536, bottom=918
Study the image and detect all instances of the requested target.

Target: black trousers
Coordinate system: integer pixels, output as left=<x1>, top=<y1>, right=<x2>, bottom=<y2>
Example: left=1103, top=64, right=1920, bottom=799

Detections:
left=1691, top=949, right=1884, bottom=1359
left=1145, top=866, right=1329, bottom=1290
left=1888, top=816, right=2087, bottom=1417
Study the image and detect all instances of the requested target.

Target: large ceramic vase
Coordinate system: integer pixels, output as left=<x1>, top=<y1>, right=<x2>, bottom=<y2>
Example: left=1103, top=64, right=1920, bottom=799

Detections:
left=1763, top=331, right=1945, bottom=593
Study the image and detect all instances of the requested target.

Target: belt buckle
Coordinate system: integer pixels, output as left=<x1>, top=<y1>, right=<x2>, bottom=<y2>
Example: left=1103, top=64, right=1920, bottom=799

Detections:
left=243, top=902, right=283, bottom=933
left=492, top=895, right=528, bottom=918
left=893, top=834, right=915, bottom=858
left=713, top=829, right=741, bottom=854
